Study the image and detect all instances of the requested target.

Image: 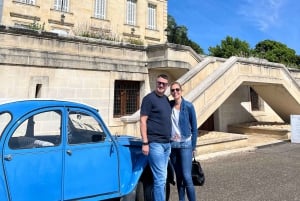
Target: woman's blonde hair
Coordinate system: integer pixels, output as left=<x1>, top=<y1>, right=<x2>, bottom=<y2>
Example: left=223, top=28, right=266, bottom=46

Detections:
left=170, top=81, right=182, bottom=90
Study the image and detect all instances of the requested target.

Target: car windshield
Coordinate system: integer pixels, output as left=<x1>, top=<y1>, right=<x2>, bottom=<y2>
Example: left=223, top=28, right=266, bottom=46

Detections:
left=0, top=112, right=12, bottom=138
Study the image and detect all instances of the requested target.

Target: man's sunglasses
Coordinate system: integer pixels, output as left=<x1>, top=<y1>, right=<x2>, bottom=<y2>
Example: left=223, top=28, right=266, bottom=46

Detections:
left=157, top=81, right=168, bottom=86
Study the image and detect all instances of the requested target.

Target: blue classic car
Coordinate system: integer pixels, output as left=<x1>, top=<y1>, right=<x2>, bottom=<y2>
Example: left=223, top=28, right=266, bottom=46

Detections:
left=0, top=100, right=174, bottom=201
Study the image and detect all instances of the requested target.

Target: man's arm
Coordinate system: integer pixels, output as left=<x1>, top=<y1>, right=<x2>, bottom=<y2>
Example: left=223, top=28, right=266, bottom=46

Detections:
left=140, top=115, right=149, bottom=155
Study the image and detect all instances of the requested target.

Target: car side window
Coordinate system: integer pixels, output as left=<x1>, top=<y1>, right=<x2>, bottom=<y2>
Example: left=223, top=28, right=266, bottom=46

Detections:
left=0, top=112, right=12, bottom=139
left=8, top=110, right=62, bottom=149
left=68, top=111, right=106, bottom=144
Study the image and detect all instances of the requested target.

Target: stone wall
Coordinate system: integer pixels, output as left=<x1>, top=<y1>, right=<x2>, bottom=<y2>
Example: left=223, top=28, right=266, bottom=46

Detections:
left=0, top=29, right=151, bottom=134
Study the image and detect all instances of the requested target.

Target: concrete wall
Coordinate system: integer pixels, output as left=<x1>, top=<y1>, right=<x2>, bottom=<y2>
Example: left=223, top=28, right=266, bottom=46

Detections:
left=215, top=85, right=283, bottom=132
left=0, top=0, right=3, bottom=23
left=215, top=86, right=255, bottom=132
left=0, top=29, right=151, bottom=134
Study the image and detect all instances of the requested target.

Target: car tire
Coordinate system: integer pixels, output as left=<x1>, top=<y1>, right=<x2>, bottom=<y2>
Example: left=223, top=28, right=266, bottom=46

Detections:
left=135, top=180, right=145, bottom=201
left=120, top=189, right=136, bottom=201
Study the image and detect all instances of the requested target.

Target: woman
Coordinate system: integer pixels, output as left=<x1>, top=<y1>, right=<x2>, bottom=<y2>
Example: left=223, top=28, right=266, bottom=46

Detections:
left=169, top=82, right=198, bottom=201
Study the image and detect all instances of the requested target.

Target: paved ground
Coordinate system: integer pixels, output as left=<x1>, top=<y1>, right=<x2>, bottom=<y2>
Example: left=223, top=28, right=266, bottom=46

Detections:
left=169, top=142, right=300, bottom=201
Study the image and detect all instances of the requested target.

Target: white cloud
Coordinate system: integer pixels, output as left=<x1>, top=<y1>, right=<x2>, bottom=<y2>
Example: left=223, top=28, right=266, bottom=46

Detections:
left=238, top=0, right=284, bottom=31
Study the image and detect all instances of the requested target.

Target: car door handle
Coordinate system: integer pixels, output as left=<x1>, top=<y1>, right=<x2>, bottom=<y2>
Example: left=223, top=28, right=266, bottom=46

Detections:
left=66, top=150, right=72, bottom=155
left=4, top=155, right=12, bottom=161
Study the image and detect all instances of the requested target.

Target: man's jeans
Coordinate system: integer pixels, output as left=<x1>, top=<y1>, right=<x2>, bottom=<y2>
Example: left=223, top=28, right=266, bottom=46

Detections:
left=148, top=142, right=171, bottom=201
left=170, top=147, right=196, bottom=201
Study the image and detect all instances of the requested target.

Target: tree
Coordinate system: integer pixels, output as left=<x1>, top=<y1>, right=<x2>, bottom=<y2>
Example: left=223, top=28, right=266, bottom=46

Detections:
left=167, top=15, right=204, bottom=54
left=253, top=40, right=298, bottom=68
left=208, top=36, right=251, bottom=58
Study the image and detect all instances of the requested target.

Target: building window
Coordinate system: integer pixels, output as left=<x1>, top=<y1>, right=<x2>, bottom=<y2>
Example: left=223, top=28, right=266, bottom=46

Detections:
left=16, top=0, right=35, bottom=5
left=35, top=84, right=42, bottom=98
left=54, top=0, right=69, bottom=12
left=114, top=80, right=140, bottom=117
left=94, top=0, right=106, bottom=19
left=250, top=87, right=264, bottom=111
left=147, top=4, right=156, bottom=30
left=126, top=0, right=136, bottom=26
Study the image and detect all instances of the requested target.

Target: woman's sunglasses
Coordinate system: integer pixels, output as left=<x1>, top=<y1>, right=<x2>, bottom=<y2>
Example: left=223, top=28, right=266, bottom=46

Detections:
left=171, top=88, right=180, bottom=92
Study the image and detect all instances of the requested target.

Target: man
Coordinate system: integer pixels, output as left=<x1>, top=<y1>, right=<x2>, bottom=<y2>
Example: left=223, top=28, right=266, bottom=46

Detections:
left=140, top=74, right=172, bottom=201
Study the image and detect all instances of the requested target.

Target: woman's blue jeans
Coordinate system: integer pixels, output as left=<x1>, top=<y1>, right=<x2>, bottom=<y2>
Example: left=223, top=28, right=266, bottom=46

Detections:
left=148, top=142, right=171, bottom=201
left=170, top=147, right=196, bottom=201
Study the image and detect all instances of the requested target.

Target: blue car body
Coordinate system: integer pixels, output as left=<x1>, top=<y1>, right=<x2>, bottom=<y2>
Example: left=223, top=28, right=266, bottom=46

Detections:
left=0, top=100, right=151, bottom=201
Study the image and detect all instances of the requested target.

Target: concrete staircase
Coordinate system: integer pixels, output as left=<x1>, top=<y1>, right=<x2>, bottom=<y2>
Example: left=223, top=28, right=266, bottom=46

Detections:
left=176, top=56, right=300, bottom=127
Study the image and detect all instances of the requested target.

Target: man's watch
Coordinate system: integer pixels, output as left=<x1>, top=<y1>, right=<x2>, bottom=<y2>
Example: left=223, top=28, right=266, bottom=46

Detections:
left=142, top=142, right=149, bottom=145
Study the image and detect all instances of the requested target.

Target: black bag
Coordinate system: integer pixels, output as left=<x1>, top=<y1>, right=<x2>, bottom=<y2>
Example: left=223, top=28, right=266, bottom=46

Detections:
left=191, top=157, right=205, bottom=186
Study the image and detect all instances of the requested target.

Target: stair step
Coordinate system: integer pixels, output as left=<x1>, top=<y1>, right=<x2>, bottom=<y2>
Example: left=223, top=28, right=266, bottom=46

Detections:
left=196, top=132, right=248, bottom=155
left=195, top=131, right=288, bottom=158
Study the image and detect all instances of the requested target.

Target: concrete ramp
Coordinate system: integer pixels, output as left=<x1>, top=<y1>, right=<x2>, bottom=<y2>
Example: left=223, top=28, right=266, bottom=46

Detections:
left=180, top=56, right=300, bottom=126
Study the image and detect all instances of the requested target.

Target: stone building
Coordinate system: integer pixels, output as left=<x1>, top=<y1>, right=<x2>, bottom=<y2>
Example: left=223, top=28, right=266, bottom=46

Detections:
left=1, top=0, right=300, bottom=138
left=0, top=0, right=167, bottom=45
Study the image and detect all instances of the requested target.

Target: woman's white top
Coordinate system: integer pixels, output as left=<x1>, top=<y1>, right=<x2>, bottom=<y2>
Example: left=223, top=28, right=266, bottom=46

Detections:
left=171, top=107, right=181, bottom=142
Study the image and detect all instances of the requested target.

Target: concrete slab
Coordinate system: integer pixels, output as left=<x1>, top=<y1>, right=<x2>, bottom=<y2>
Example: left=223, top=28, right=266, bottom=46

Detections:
left=196, top=131, right=289, bottom=160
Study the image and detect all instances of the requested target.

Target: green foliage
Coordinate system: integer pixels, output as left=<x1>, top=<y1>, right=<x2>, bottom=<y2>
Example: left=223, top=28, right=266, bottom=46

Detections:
left=73, top=23, right=120, bottom=42
left=208, top=36, right=300, bottom=69
left=296, top=55, right=300, bottom=68
left=253, top=40, right=298, bottom=67
left=128, top=38, right=144, bottom=46
left=28, top=21, right=45, bottom=31
left=167, top=15, right=204, bottom=54
left=208, top=36, right=251, bottom=58
left=188, top=40, right=203, bottom=55
left=78, top=29, right=117, bottom=41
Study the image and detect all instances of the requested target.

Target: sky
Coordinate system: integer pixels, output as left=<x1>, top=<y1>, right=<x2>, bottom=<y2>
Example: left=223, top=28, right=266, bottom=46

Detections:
left=168, top=0, right=300, bottom=55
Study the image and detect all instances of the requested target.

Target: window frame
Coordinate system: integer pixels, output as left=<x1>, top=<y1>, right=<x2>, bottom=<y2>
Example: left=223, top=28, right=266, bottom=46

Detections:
left=53, top=0, right=69, bottom=12
left=94, top=0, right=106, bottom=19
left=147, top=3, right=156, bottom=30
left=113, top=80, right=140, bottom=118
left=126, top=0, right=137, bottom=26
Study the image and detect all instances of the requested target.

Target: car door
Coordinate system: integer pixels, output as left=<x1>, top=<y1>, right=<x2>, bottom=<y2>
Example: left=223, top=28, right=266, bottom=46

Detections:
left=2, top=108, right=63, bottom=201
left=63, top=108, right=119, bottom=200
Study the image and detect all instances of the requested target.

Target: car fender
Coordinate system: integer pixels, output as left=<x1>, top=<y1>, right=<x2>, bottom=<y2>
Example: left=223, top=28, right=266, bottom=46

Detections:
left=119, top=150, right=148, bottom=196
left=116, top=136, right=149, bottom=196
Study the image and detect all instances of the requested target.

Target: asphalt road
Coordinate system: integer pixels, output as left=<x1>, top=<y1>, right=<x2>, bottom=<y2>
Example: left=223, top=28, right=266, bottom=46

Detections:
left=169, top=142, right=300, bottom=201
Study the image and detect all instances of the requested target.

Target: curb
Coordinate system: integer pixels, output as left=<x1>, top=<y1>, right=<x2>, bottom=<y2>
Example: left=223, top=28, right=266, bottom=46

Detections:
left=196, top=146, right=257, bottom=161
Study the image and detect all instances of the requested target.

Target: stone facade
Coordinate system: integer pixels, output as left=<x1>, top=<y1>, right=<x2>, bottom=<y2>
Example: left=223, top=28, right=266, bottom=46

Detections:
left=0, top=0, right=167, bottom=45
left=1, top=27, right=300, bottom=137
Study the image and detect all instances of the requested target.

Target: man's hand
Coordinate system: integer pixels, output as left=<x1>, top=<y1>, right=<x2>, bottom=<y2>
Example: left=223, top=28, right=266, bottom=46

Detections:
left=142, top=144, right=149, bottom=155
